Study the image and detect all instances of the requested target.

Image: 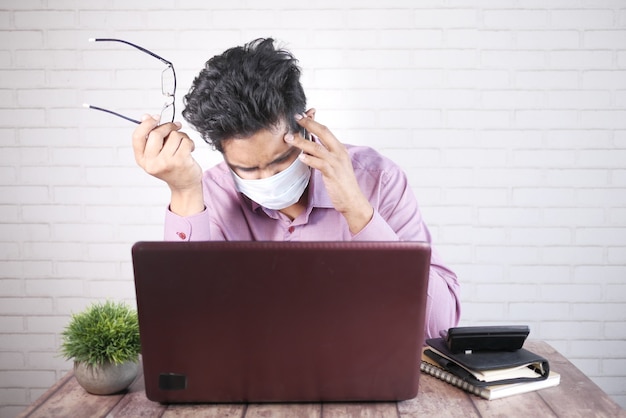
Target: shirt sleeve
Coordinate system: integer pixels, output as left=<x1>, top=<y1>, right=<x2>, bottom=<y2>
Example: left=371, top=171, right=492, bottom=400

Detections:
left=354, top=153, right=461, bottom=338
left=351, top=210, right=399, bottom=241
left=424, top=252, right=462, bottom=339
left=164, top=206, right=214, bottom=241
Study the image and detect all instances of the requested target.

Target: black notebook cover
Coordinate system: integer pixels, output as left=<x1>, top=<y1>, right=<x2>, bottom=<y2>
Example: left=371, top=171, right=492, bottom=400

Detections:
left=425, top=337, right=550, bottom=387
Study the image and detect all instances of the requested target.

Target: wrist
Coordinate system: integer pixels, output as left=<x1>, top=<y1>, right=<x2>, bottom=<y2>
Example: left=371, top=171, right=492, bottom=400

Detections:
left=344, top=201, right=374, bottom=235
left=169, top=184, right=205, bottom=216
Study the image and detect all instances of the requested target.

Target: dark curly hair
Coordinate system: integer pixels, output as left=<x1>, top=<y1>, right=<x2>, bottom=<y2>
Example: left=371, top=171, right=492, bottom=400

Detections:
left=182, top=38, right=306, bottom=152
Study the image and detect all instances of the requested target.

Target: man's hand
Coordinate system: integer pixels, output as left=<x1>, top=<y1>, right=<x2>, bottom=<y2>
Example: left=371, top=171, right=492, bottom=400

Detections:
left=131, top=115, right=204, bottom=216
left=288, top=109, right=374, bottom=234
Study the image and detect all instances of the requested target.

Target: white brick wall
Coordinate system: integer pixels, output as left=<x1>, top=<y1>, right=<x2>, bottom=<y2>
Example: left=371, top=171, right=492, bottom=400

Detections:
left=1, top=1, right=625, bottom=416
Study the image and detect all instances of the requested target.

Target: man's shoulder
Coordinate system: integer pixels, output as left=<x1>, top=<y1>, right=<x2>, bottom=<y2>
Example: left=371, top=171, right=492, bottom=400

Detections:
left=345, top=144, right=401, bottom=173
left=204, top=160, right=229, bottom=176
left=202, top=161, right=234, bottom=189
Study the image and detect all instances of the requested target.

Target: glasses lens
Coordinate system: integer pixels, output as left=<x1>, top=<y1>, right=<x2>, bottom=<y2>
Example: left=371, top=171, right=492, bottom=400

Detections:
left=162, top=66, right=175, bottom=97
left=160, top=101, right=175, bottom=124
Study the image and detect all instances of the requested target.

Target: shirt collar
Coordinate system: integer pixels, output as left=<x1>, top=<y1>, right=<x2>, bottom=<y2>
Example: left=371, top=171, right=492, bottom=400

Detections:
left=308, top=168, right=334, bottom=208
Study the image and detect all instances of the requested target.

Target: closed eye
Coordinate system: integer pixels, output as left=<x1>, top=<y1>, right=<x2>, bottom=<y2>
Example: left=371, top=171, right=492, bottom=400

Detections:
left=230, top=147, right=298, bottom=173
left=271, top=152, right=293, bottom=166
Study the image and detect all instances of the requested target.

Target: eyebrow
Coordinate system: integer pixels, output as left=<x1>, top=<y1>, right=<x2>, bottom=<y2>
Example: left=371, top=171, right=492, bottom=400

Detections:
left=229, top=145, right=298, bottom=173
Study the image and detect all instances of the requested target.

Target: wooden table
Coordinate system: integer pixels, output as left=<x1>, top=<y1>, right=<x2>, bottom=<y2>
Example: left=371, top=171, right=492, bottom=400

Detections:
left=17, top=341, right=625, bottom=418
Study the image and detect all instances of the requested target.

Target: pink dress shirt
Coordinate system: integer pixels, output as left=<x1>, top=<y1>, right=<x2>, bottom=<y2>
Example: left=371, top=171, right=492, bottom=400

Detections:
left=164, top=144, right=461, bottom=338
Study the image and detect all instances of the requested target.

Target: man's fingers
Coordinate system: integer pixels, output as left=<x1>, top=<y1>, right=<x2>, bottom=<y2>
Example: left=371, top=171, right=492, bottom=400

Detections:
left=178, top=135, right=196, bottom=155
left=294, top=112, right=341, bottom=153
left=163, top=130, right=195, bottom=156
left=131, top=115, right=160, bottom=163
left=284, top=129, right=327, bottom=160
left=143, top=121, right=182, bottom=159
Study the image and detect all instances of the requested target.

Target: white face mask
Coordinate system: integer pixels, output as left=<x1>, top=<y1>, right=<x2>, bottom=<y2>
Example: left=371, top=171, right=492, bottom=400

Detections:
left=230, top=155, right=311, bottom=210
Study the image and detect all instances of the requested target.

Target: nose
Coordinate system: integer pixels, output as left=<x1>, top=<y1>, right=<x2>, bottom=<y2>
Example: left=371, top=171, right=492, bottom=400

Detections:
left=256, top=167, right=282, bottom=180
left=237, top=166, right=281, bottom=180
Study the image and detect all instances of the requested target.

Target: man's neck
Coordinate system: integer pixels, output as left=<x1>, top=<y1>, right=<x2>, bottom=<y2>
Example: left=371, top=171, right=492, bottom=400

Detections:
left=278, top=188, right=309, bottom=220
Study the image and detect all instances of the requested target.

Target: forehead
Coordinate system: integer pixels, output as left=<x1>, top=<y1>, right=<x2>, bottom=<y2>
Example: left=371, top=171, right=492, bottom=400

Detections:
left=222, top=122, right=291, bottom=167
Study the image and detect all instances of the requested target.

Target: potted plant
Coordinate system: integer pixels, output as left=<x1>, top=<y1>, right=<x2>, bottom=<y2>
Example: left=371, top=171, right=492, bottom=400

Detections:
left=60, top=300, right=141, bottom=395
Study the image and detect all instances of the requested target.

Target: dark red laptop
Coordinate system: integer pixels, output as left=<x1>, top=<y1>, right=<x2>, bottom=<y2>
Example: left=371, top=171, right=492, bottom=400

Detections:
left=131, top=241, right=431, bottom=403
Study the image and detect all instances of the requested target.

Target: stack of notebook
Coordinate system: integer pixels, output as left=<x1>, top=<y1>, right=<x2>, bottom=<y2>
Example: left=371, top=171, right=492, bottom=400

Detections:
left=421, top=327, right=560, bottom=400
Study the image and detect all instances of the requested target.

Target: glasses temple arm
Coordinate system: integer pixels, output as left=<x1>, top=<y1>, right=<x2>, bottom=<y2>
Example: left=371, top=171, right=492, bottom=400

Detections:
left=89, top=38, right=174, bottom=67
left=83, top=104, right=141, bottom=124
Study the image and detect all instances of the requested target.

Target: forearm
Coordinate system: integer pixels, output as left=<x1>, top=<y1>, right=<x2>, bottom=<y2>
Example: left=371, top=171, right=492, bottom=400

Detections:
left=169, top=184, right=205, bottom=217
left=343, top=199, right=375, bottom=236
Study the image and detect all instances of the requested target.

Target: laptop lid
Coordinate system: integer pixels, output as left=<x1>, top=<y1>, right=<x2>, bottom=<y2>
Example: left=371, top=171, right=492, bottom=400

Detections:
left=131, top=241, right=431, bottom=403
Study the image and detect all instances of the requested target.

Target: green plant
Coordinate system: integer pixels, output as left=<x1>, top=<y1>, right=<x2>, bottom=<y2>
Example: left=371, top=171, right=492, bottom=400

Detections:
left=61, top=300, right=141, bottom=367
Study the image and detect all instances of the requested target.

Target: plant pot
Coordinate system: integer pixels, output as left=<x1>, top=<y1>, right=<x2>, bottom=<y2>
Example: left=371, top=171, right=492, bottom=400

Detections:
left=74, top=360, right=139, bottom=395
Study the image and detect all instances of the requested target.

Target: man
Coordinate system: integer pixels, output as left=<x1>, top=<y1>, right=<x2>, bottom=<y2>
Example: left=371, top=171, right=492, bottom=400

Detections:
left=131, top=38, right=460, bottom=338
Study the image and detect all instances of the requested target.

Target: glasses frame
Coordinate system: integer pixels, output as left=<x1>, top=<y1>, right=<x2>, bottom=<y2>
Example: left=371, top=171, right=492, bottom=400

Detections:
left=84, top=38, right=177, bottom=125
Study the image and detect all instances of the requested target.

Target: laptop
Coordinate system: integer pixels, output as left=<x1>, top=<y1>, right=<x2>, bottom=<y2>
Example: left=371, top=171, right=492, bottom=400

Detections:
left=131, top=241, right=431, bottom=403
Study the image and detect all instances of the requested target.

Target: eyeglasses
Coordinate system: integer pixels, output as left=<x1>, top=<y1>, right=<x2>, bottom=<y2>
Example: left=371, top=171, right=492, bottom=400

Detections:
left=83, top=38, right=177, bottom=125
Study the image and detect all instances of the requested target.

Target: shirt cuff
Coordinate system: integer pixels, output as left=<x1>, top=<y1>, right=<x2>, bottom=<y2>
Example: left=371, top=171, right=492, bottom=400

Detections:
left=164, top=206, right=212, bottom=241
left=351, top=210, right=399, bottom=241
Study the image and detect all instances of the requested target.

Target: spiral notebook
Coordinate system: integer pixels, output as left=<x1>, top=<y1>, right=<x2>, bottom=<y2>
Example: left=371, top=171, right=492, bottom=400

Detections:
left=420, top=348, right=560, bottom=400
left=132, top=241, right=432, bottom=403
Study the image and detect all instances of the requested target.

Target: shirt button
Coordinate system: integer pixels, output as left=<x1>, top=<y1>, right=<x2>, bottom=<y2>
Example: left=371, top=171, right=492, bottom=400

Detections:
left=176, top=232, right=187, bottom=240
left=288, top=226, right=295, bottom=234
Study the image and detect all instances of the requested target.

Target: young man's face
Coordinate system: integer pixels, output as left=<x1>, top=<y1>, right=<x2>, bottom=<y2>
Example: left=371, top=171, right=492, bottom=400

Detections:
left=222, top=121, right=303, bottom=180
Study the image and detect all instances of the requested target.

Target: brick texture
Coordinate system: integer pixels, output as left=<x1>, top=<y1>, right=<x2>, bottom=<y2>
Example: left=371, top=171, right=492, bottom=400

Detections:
left=1, top=1, right=625, bottom=416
